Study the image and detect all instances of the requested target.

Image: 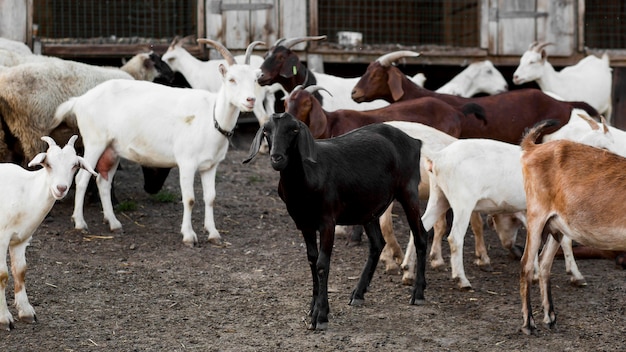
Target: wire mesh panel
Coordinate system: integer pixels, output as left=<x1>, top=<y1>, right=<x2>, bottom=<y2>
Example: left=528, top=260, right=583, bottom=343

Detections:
left=33, top=0, right=196, bottom=44
left=584, top=1, right=626, bottom=49
left=318, top=0, right=480, bottom=47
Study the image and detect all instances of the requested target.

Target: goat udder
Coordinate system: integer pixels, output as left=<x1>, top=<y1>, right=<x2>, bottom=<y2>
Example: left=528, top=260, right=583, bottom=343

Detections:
left=96, top=147, right=117, bottom=181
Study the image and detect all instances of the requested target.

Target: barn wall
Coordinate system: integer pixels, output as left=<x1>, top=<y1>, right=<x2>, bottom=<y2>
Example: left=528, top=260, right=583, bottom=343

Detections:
left=0, top=0, right=29, bottom=43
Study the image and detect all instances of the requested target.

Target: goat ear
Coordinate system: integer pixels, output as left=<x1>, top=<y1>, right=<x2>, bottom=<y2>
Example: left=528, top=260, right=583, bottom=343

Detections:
left=279, top=55, right=300, bottom=78
left=388, top=69, right=405, bottom=101
left=219, top=63, right=228, bottom=78
left=78, top=156, right=98, bottom=177
left=243, top=126, right=266, bottom=164
left=297, top=124, right=317, bottom=164
left=28, top=152, right=47, bottom=168
left=308, top=101, right=327, bottom=138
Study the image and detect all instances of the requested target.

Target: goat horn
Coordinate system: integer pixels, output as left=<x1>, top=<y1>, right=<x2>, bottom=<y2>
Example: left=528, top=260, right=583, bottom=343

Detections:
left=170, top=36, right=181, bottom=48
left=304, top=85, right=333, bottom=97
left=197, top=38, right=236, bottom=66
left=41, top=136, right=57, bottom=149
left=245, top=41, right=265, bottom=65
left=279, top=35, right=327, bottom=50
left=534, top=42, right=553, bottom=52
left=528, top=41, right=538, bottom=50
left=66, top=135, right=79, bottom=148
left=377, top=51, right=420, bottom=67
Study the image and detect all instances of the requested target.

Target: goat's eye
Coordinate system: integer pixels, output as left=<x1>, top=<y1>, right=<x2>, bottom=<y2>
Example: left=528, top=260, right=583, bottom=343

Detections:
left=486, top=69, right=492, bottom=74
left=293, top=128, right=299, bottom=134
left=229, top=78, right=236, bottom=84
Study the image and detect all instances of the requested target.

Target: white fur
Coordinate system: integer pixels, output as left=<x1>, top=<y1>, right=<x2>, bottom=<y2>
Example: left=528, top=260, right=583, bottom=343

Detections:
left=513, top=45, right=612, bottom=121
left=162, top=39, right=277, bottom=127
left=0, top=38, right=32, bottom=55
left=418, top=111, right=613, bottom=289
left=0, top=135, right=96, bottom=330
left=0, top=53, right=161, bottom=162
left=53, top=51, right=260, bottom=247
left=436, top=60, right=508, bottom=97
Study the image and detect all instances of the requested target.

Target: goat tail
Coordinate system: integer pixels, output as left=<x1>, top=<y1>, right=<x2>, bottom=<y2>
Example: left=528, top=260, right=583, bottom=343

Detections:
left=51, top=98, right=78, bottom=130
left=520, top=119, right=560, bottom=151
left=461, top=102, right=487, bottom=125
left=568, top=101, right=600, bottom=119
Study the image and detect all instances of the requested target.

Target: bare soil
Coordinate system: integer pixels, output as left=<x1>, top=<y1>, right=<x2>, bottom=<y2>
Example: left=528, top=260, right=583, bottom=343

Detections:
left=2, top=125, right=624, bottom=351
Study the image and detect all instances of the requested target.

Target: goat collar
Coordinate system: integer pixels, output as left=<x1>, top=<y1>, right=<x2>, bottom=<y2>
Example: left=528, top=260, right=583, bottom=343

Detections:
left=214, top=115, right=235, bottom=138
left=213, top=104, right=235, bottom=138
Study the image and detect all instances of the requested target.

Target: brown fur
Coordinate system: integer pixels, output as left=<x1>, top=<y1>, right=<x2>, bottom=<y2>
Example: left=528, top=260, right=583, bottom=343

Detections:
left=518, top=120, right=626, bottom=334
left=352, top=61, right=600, bottom=144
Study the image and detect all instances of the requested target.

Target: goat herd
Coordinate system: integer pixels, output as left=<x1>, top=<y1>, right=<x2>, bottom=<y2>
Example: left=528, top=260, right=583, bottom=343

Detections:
left=0, top=35, right=623, bottom=336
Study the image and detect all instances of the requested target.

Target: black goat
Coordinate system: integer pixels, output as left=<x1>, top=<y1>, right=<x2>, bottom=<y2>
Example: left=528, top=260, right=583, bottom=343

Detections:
left=244, top=112, right=428, bottom=330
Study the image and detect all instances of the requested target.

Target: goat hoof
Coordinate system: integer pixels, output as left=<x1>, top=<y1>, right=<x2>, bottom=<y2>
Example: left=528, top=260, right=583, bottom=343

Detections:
left=409, top=297, right=426, bottom=306
left=520, top=325, right=535, bottom=336
left=401, top=275, right=415, bottom=286
left=307, top=321, right=328, bottom=330
left=182, top=241, right=196, bottom=248
left=383, top=264, right=401, bottom=275
left=455, top=279, right=472, bottom=290
left=19, top=314, right=36, bottom=324
left=349, top=298, right=365, bottom=306
left=0, top=321, right=14, bottom=331
left=570, top=278, right=587, bottom=287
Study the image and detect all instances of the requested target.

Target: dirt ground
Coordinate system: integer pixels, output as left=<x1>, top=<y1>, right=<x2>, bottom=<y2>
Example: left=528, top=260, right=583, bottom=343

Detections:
left=1, top=124, right=624, bottom=351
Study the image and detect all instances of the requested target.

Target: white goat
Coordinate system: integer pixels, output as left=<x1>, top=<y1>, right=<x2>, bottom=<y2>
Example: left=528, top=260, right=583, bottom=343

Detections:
left=52, top=39, right=261, bottom=247
left=0, top=135, right=96, bottom=330
left=436, top=60, right=508, bottom=97
left=410, top=72, right=427, bottom=87
left=162, top=36, right=277, bottom=127
left=512, top=42, right=612, bottom=121
left=418, top=113, right=612, bottom=289
left=411, top=60, right=508, bottom=98
left=0, top=52, right=163, bottom=164
left=381, top=121, right=484, bottom=281
left=0, top=38, right=32, bottom=55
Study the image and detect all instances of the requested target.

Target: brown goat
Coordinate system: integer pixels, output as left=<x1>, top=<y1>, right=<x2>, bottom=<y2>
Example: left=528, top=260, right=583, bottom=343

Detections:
left=352, top=53, right=600, bottom=144
left=285, top=85, right=479, bottom=139
left=519, top=119, right=626, bottom=335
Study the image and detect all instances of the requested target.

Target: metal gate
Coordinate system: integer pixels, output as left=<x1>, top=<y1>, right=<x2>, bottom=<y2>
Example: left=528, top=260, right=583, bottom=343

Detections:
left=33, top=0, right=197, bottom=45
left=317, top=0, right=480, bottom=47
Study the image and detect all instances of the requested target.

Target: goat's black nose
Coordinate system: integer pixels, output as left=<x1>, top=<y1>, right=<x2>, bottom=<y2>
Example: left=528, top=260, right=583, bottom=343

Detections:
left=271, top=155, right=284, bottom=164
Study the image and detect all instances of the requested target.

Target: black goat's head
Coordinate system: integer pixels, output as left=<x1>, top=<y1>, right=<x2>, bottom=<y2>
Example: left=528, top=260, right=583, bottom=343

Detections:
left=258, top=36, right=326, bottom=87
left=243, top=113, right=316, bottom=171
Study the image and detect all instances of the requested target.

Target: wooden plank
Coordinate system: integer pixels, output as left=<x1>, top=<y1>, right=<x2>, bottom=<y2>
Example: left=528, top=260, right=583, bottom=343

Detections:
left=540, top=0, right=575, bottom=56
left=494, top=0, right=538, bottom=55
left=480, top=0, right=489, bottom=49
left=280, top=0, right=307, bottom=51
left=249, top=0, right=275, bottom=43
left=223, top=0, right=249, bottom=49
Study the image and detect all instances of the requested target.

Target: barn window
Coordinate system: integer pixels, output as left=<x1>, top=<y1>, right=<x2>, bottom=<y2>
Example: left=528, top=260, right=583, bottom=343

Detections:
left=584, top=1, right=626, bottom=49
left=317, top=0, right=480, bottom=48
left=33, top=0, right=197, bottom=45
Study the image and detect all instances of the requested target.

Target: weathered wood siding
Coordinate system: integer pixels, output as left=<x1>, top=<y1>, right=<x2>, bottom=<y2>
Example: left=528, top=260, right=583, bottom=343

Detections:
left=488, top=0, right=576, bottom=56
left=0, top=0, right=29, bottom=43
left=204, top=0, right=307, bottom=53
